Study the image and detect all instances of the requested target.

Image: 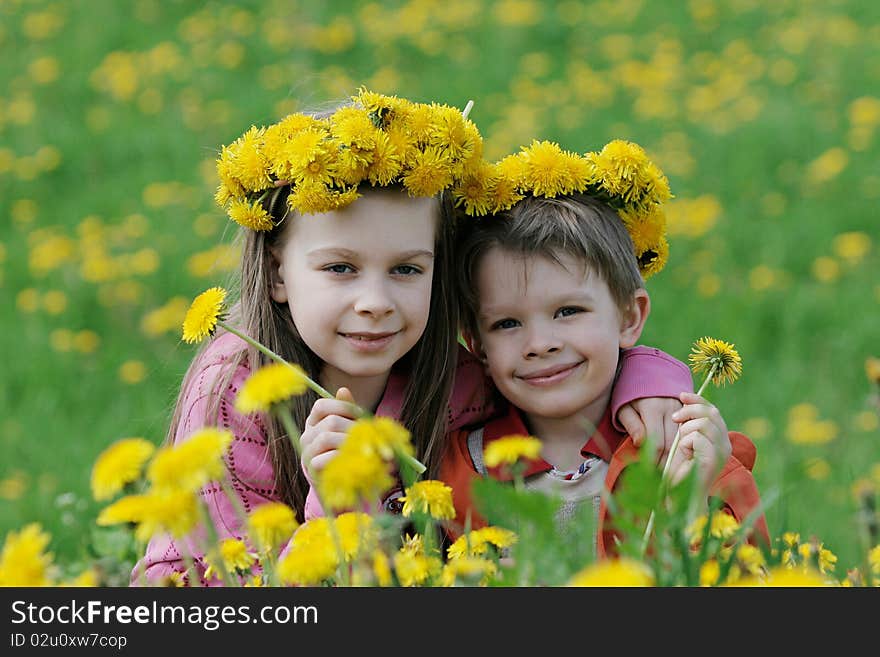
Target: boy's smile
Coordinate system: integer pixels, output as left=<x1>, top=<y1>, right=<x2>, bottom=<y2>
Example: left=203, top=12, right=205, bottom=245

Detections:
left=474, top=247, right=644, bottom=432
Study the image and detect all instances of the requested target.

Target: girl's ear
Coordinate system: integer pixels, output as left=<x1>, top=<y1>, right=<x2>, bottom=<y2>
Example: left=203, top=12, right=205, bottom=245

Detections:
left=619, top=288, right=650, bottom=348
left=268, top=247, right=288, bottom=303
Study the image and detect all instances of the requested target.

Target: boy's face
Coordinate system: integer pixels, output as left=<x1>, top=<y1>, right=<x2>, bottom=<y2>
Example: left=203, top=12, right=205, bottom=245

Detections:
left=473, top=247, right=645, bottom=426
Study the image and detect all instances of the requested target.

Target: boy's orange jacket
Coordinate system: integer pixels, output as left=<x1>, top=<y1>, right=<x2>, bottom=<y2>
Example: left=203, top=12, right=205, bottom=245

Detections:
left=440, top=402, right=770, bottom=557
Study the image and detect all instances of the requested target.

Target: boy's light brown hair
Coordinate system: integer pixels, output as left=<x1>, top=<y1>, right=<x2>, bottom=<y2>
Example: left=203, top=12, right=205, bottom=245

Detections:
left=455, top=193, right=645, bottom=342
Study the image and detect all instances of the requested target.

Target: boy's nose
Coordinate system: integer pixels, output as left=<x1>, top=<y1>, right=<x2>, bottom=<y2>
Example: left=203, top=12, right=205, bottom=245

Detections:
left=523, top=328, right=562, bottom=358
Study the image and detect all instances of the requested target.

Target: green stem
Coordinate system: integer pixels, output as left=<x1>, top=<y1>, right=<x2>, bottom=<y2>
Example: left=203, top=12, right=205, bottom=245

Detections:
left=276, top=404, right=303, bottom=457
left=640, top=362, right=719, bottom=557
left=218, top=321, right=334, bottom=400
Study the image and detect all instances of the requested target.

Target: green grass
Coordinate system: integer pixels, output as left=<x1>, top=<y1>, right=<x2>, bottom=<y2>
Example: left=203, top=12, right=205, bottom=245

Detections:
left=2, top=0, right=879, bottom=573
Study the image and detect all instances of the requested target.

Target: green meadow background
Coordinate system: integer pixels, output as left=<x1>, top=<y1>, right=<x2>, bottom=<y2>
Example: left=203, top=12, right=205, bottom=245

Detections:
left=2, top=0, right=878, bottom=572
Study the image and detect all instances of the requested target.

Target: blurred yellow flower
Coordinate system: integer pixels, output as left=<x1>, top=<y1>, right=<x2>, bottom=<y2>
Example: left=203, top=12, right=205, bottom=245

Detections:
left=119, top=360, right=147, bottom=384
left=699, top=559, right=720, bottom=586
left=277, top=541, right=338, bottom=586
left=334, top=512, right=376, bottom=561
left=90, top=437, right=155, bottom=501
left=318, top=449, right=393, bottom=512
left=235, top=363, right=309, bottom=414
left=0, top=523, right=54, bottom=586
left=568, top=558, right=655, bottom=586
left=247, top=502, right=299, bottom=552
left=447, top=526, right=518, bottom=560
left=97, top=489, right=199, bottom=541
left=141, top=296, right=189, bottom=337
left=832, top=231, right=871, bottom=262
left=484, top=435, right=542, bottom=468
left=182, top=287, right=227, bottom=344
left=345, top=416, right=414, bottom=462
left=868, top=545, right=880, bottom=575
left=371, top=550, right=393, bottom=587
left=399, top=480, right=455, bottom=520
left=394, top=550, right=441, bottom=587
left=147, top=428, right=233, bottom=493
left=865, top=357, right=880, bottom=385
left=219, top=538, right=257, bottom=573
left=441, top=556, right=497, bottom=587
left=806, top=147, right=848, bottom=185
left=811, top=256, right=840, bottom=282
left=732, top=565, right=828, bottom=587
left=686, top=511, right=740, bottom=545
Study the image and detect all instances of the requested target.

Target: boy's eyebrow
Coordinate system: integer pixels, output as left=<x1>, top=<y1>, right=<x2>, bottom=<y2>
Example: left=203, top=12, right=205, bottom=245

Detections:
left=306, top=248, right=434, bottom=260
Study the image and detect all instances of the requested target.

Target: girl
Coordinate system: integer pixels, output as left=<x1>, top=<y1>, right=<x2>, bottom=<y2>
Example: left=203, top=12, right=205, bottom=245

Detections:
left=133, top=90, right=690, bottom=586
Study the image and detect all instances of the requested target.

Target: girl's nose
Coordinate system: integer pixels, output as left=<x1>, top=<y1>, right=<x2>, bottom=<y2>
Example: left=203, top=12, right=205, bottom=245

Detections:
left=353, top=277, right=394, bottom=317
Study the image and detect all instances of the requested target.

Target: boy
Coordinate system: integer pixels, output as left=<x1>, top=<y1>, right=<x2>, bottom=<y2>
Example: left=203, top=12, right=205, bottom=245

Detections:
left=442, top=192, right=769, bottom=557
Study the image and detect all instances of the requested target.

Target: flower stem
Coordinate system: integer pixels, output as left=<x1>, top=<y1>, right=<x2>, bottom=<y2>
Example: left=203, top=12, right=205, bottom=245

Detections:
left=218, top=321, right=334, bottom=400
left=276, top=404, right=303, bottom=457
left=640, top=361, right=719, bottom=557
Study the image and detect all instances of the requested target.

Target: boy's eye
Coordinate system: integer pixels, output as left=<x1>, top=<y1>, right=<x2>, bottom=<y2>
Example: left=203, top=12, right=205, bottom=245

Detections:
left=491, top=318, right=520, bottom=330
left=324, top=264, right=354, bottom=274
left=556, top=306, right=583, bottom=318
left=393, top=264, right=422, bottom=276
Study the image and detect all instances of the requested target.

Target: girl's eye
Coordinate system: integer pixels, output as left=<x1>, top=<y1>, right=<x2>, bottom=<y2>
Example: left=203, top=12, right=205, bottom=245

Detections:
left=325, top=264, right=354, bottom=274
left=491, top=318, right=520, bottom=330
left=393, top=264, right=422, bottom=276
left=556, top=306, right=583, bottom=318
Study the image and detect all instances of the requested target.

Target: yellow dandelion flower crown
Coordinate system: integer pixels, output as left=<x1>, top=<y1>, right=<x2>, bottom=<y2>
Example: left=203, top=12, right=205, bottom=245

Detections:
left=452, top=139, right=673, bottom=278
left=214, top=87, right=483, bottom=229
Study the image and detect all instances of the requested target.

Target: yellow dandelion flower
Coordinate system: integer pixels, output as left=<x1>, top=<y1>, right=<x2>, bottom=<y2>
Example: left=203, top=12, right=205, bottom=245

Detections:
left=317, top=449, right=394, bottom=512
left=394, top=550, right=441, bottom=587
left=288, top=180, right=353, bottom=215
left=235, top=362, right=309, bottom=414
left=355, top=88, right=405, bottom=125
left=345, top=416, right=414, bottom=462
left=689, top=336, right=743, bottom=387
left=452, top=161, right=495, bottom=217
left=399, top=533, right=424, bottom=556
left=488, top=171, right=524, bottom=213
left=228, top=126, right=272, bottom=192
left=483, top=435, right=542, bottom=468
left=219, top=538, right=257, bottom=573
left=686, top=511, right=741, bottom=545
left=277, top=542, right=339, bottom=586
left=591, top=139, right=651, bottom=203
left=0, top=523, right=54, bottom=586
left=736, top=544, right=766, bottom=575
left=215, top=147, right=246, bottom=205
left=441, top=556, right=497, bottom=587
left=366, top=131, right=403, bottom=186
left=290, top=145, right=338, bottom=187
left=182, top=287, right=227, bottom=344
left=619, top=205, right=667, bottom=255
left=90, top=437, right=155, bottom=501
left=403, top=146, right=454, bottom=197
left=636, top=235, right=669, bottom=280
left=147, top=428, right=233, bottom=493
left=639, top=160, right=673, bottom=207
left=247, top=502, right=299, bottom=552
left=97, top=489, right=199, bottom=541
left=403, top=103, right=440, bottom=143
left=568, top=558, right=655, bottom=586
left=334, top=512, right=376, bottom=561
left=330, top=106, right=379, bottom=150
left=399, top=480, right=455, bottom=520
left=520, top=140, right=574, bottom=197
left=273, top=128, right=326, bottom=180
left=496, top=153, right=528, bottom=189
left=226, top=197, right=274, bottom=232
left=428, top=104, right=472, bottom=162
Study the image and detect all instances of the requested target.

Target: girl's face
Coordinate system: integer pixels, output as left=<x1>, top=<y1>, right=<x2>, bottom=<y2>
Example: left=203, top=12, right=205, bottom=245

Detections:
left=270, top=188, right=437, bottom=387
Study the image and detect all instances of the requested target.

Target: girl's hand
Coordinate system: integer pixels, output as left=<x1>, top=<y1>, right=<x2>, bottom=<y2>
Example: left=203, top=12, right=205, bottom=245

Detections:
left=617, top=396, right=684, bottom=465
left=300, top=387, right=359, bottom=478
left=667, top=392, right=732, bottom=489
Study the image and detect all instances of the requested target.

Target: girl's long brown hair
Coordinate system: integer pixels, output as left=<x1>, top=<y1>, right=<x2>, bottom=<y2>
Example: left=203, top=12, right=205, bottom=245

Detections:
left=166, top=185, right=459, bottom=521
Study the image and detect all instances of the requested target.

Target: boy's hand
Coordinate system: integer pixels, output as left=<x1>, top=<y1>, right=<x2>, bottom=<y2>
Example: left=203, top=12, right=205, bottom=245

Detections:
left=617, top=397, right=683, bottom=465
left=300, top=387, right=358, bottom=478
left=667, top=392, right=732, bottom=489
